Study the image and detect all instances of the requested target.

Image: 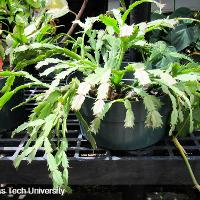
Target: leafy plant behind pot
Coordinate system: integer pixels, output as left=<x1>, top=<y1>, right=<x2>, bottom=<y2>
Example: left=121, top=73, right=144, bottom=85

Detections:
left=150, top=7, right=200, bottom=58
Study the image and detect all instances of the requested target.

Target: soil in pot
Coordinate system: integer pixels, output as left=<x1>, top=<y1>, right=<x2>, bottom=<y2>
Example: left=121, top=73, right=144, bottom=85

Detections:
left=0, top=77, right=26, bottom=132
left=80, top=96, right=171, bottom=150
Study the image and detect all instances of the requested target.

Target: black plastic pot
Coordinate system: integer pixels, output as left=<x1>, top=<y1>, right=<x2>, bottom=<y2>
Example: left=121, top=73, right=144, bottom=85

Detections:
left=80, top=96, right=170, bottom=150
left=0, top=77, right=26, bottom=131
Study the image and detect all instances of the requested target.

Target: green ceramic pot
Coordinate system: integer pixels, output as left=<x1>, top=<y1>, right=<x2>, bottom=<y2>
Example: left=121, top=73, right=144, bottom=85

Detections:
left=80, top=95, right=171, bottom=150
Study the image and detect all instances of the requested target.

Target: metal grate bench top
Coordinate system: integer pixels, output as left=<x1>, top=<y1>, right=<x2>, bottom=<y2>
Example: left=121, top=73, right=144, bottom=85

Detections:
left=0, top=86, right=199, bottom=186
left=0, top=126, right=200, bottom=161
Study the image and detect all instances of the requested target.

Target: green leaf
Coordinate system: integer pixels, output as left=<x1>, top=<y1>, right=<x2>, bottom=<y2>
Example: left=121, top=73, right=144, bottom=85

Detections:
left=0, top=91, right=14, bottom=110
left=170, top=85, right=194, bottom=133
left=176, top=62, right=200, bottom=74
left=12, top=94, right=42, bottom=111
left=14, top=147, right=33, bottom=168
left=12, top=119, right=44, bottom=136
left=63, top=168, right=69, bottom=186
left=134, top=63, right=151, bottom=86
left=161, top=86, right=179, bottom=135
left=99, top=15, right=119, bottom=34
left=44, top=138, right=53, bottom=154
left=34, top=136, right=45, bottom=150
left=146, top=110, right=163, bottom=128
left=40, top=63, right=68, bottom=77
left=55, top=149, right=63, bottom=166
left=42, top=114, right=57, bottom=137
left=27, top=148, right=37, bottom=163
left=33, top=102, right=46, bottom=116
left=1, top=76, right=15, bottom=93
left=62, top=152, right=69, bottom=168
left=25, top=0, right=41, bottom=8
left=38, top=102, right=52, bottom=119
left=35, top=58, right=65, bottom=70
left=166, top=24, right=198, bottom=51
left=61, top=138, right=68, bottom=151
left=47, top=90, right=62, bottom=103
left=52, top=170, right=64, bottom=186
left=124, top=99, right=135, bottom=128
left=143, top=95, right=162, bottom=111
left=47, top=153, right=58, bottom=171
left=143, top=94, right=163, bottom=128
left=90, top=118, right=101, bottom=134
left=12, top=43, right=81, bottom=70
left=149, top=69, right=177, bottom=86
left=111, top=70, right=125, bottom=85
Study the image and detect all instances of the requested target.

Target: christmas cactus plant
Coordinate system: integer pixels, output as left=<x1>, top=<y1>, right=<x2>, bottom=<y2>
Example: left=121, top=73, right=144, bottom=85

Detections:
left=0, top=0, right=200, bottom=193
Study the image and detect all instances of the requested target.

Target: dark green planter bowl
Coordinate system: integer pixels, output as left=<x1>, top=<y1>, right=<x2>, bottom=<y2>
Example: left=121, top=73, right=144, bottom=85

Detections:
left=80, top=96, right=171, bottom=150
left=0, top=77, right=26, bottom=132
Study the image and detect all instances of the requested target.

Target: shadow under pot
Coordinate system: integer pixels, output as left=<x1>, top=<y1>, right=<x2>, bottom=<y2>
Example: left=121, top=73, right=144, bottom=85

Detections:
left=0, top=77, right=26, bottom=132
left=80, top=95, right=171, bottom=150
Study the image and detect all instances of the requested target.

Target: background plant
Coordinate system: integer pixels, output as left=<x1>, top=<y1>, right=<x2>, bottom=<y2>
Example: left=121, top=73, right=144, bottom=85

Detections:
left=150, top=7, right=200, bottom=57
left=0, top=0, right=90, bottom=71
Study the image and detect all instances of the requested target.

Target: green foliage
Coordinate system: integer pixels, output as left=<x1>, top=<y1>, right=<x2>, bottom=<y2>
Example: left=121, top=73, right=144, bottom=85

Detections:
left=0, top=0, right=71, bottom=70
left=124, top=99, right=135, bottom=128
left=10, top=78, right=79, bottom=192
left=150, top=7, right=200, bottom=54
left=145, top=41, right=193, bottom=69
left=1, top=75, right=15, bottom=93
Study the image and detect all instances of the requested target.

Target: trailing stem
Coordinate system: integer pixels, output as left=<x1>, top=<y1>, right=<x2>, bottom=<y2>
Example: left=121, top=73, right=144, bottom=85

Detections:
left=172, top=136, right=200, bottom=192
left=117, top=47, right=125, bottom=70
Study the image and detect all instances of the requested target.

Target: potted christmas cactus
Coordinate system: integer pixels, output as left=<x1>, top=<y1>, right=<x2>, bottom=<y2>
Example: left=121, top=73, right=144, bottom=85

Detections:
left=0, top=0, right=200, bottom=193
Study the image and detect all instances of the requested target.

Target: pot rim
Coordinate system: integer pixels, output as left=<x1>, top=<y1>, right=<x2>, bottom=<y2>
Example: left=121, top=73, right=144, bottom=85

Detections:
left=67, top=71, right=166, bottom=104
